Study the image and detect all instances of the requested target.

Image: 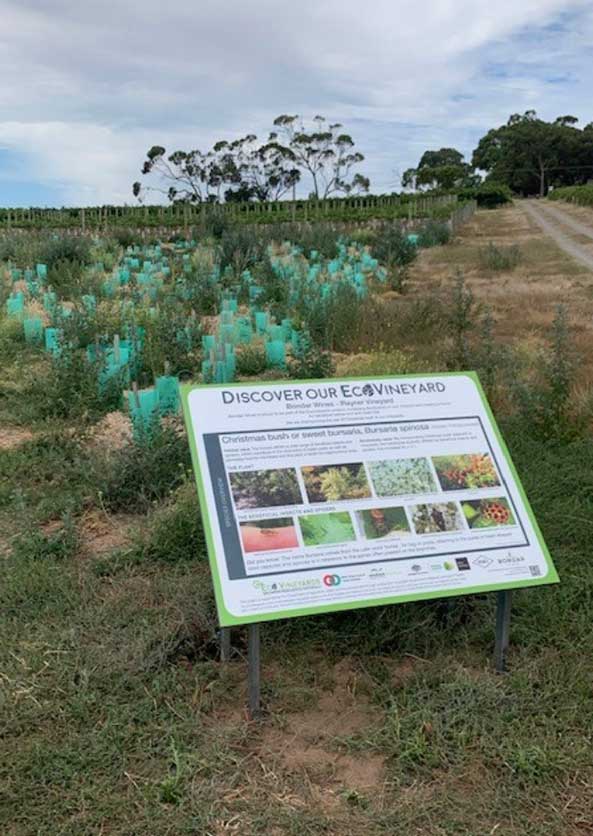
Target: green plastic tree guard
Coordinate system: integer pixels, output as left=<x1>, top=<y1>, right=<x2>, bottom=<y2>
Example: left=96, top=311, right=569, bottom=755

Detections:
left=156, top=376, right=179, bottom=415
left=255, top=311, right=269, bottom=334
left=7, top=295, right=25, bottom=319
left=202, top=335, right=216, bottom=351
left=44, top=328, right=61, bottom=356
left=127, top=387, right=159, bottom=435
left=23, top=317, right=44, bottom=344
left=266, top=340, right=286, bottom=368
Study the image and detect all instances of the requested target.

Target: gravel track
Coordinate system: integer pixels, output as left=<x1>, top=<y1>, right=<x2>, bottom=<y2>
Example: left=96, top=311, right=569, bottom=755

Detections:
left=536, top=201, right=593, bottom=242
left=522, top=200, right=593, bottom=272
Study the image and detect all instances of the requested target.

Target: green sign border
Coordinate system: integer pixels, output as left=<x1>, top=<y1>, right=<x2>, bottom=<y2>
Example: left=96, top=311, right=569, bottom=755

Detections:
left=181, top=372, right=559, bottom=627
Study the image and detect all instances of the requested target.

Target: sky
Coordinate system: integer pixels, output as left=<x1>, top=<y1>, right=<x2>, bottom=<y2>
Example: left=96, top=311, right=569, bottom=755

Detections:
left=1, top=0, right=592, bottom=207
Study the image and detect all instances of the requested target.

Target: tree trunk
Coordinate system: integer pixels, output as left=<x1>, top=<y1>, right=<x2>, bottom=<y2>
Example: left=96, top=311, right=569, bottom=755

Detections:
left=311, top=172, right=319, bottom=199
left=539, top=161, right=546, bottom=198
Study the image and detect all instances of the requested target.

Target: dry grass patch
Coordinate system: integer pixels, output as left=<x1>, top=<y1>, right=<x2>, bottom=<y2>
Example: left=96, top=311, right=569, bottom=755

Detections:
left=0, top=425, right=34, bottom=450
left=77, top=508, right=138, bottom=557
left=408, top=202, right=593, bottom=380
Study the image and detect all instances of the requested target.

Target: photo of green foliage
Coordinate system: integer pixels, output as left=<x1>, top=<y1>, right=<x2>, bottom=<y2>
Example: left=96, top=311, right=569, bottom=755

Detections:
left=301, top=463, right=371, bottom=503
left=358, top=506, right=410, bottom=539
left=228, top=468, right=302, bottom=509
left=432, top=453, right=500, bottom=491
left=298, top=512, right=356, bottom=546
left=462, top=497, right=516, bottom=528
left=411, top=502, right=464, bottom=534
left=368, top=457, right=437, bottom=497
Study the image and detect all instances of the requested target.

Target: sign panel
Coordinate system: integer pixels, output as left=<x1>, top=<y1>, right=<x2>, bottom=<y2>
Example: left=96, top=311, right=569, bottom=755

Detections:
left=181, top=373, right=558, bottom=626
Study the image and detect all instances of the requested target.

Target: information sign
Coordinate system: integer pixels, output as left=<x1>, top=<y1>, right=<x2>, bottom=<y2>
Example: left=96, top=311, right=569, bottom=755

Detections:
left=181, top=374, right=558, bottom=627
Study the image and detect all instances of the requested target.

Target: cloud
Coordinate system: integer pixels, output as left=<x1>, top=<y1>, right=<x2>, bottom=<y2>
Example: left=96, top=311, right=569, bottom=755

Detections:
left=0, top=0, right=591, bottom=203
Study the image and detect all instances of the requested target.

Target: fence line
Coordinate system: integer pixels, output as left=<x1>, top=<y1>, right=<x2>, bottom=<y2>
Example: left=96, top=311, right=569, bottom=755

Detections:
left=448, top=200, right=477, bottom=235
left=0, top=194, right=458, bottom=231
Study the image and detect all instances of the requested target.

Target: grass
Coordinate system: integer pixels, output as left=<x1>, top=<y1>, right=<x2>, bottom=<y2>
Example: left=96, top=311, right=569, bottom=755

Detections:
left=0, top=431, right=97, bottom=524
left=2, top=426, right=593, bottom=834
left=409, top=204, right=593, bottom=384
left=2, top=431, right=593, bottom=834
left=3, top=215, right=593, bottom=833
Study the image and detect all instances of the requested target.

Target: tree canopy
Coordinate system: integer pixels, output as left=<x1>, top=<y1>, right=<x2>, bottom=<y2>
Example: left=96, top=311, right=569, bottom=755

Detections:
left=271, top=115, right=369, bottom=199
left=133, top=115, right=369, bottom=204
left=472, top=111, right=593, bottom=197
left=402, top=147, right=478, bottom=192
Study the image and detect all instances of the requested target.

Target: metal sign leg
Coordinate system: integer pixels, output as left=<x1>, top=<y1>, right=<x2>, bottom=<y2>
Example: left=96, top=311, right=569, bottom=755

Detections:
left=220, top=627, right=231, bottom=662
left=248, top=623, right=261, bottom=719
left=494, top=590, right=512, bottom=673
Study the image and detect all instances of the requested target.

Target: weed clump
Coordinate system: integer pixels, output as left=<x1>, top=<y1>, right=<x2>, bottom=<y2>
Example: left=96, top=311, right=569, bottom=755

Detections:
left=479, top=242, right=522, bottom=272
left=125, top=482, right=206, bottom=566
left=11, top=515, right=79, bottom=562
left=19, top=351, right=124, bottom=423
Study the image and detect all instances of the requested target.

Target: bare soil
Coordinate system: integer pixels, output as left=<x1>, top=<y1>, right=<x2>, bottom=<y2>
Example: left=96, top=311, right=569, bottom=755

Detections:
left=77, top=508, right=137, bottom=557
left=88, top=410, right=133, bottom=451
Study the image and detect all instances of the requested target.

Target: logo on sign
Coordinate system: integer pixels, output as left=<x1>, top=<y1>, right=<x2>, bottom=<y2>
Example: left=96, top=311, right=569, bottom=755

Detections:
left=323, top=574, right=341, bottom=587
left=498, top=552, right=525, bottom=565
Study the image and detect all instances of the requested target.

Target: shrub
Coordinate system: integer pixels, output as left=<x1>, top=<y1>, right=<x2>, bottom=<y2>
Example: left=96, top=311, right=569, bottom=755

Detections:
left=298, top=281, right=362, bottom=352
left=471, top=307, right=512, bottom=400
left=284, top=224, right=342, bottom=259
left=288, top=330, right=334, bottom=379
left=548, top=185, right=593, bottom=207
left=38, top=235, right=92, bottom=268
left=236, top=343, right=267, bottom=377
left=371, top=226, right=417, bottom=268
left=254, top=253, right=290, bottom=317
left=193, top=208, right=230, bottom=240
left=446, top=272, right=479, bottom=370
left=512, top=306, right=583, bottom=440
left=100, top=422, right=191, bottom=513
left=217, top=226, right=270, bottom=272
left=0, top=233, right=45, bottom=265
left=139, top=302, right=202, bottom=380
left=348, top=228, right=376, bottom=247
left=476, top=182, right=513, bottom=209
left=181, top=267, right=220, bottom=316
left=326, top=283, right=366, bottom=352
left=417, top=221, right=451, bottom=248
left=112, top=229, right=138, bottom=248
left=479, top=242, right=521, bottom=272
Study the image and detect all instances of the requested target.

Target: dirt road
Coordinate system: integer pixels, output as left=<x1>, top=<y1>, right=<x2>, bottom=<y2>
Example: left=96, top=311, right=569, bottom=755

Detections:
left=522, top=200, right=593, bottom=272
